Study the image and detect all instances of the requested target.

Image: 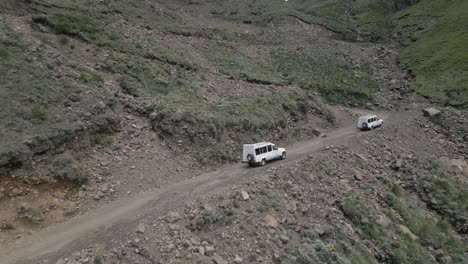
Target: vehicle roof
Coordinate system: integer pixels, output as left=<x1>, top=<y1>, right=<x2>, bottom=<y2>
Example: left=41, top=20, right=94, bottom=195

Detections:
left=244, top=142, right=273, bottom=146
left=359, top=115, right=377, bottom=119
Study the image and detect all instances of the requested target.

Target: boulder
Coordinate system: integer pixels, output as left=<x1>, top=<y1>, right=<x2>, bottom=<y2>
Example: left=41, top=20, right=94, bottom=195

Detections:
left=197, top=246, right=205, bottom=256
left=422, top=107, right=441, bottom=117
left=240, top=191, right=250, bottom=201
left=279, top=235, right=290, bottom=243
left=205, top=245, right=215, bottom=256
left=165, top=211, right=181, bottom=223
left=213, top=255, right=227, bottom=264
left=376, top=215, right=392, bottom=227
left=136, top=223, right=146, bottom=234
left=265, top=214, right=279, bottom=228
left=354, top=170, right=364, bottom=181
left=234, top=255, right=243, bottom=263
left=448, top=159, right=467, bottom=173
left=398, top=225, right=418, bottom=240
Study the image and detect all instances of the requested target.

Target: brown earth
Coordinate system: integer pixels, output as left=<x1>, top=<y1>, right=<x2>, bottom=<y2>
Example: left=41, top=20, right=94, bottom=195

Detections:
left=0, top=108, right=392, bottom=264
left=0, top=0, right=466, bottom=263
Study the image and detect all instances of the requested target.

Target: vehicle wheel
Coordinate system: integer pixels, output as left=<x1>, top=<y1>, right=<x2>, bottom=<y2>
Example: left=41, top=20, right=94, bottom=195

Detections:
left=281, top=152, right=286, bottom=160
left=261, top=159, right=266, bottom=166
left=362, top=123, right=368, bottom=130
left=247, top=154, right=254, bottom=162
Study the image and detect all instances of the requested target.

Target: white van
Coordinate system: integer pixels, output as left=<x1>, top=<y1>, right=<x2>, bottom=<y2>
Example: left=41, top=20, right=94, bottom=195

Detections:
left=357, top=115, right=383, bottom=130
left=242, top=142, right=286, bottom=166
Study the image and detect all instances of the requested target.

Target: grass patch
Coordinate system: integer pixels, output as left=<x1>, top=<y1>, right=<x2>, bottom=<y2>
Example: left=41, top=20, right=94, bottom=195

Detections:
left=415, top=160, right=468, bottom=232
left=386, top=191, right=465, bottom=261
left=107, top=53, right=188, bottom=97
left=205, top=43, right=285, bottom=85
left=164, top=26, right=267, bottom=45
left=273, top=50, right=378, bottom=105
left=0, top=22, right=117, bottom=168
left=339, top=195, right=445, bottom=264
left=311, top=0, right=468, bottom=106
left=156, top=91, right=332, bottom=141
left=29, top=106, right=48, bottom=122
left=79, top=70, right=104, bottom=85
left=196, top=148, right=239, bottom=165
left=396, top=0, right=468, bottom=106
left=32, top=13, right=121, bottom=47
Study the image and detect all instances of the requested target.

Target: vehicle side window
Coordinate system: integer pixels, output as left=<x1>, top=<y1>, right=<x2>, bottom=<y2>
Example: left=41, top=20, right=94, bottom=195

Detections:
left=268, top=145, right=272, bottom=152
left=255, top=148, right=260, bottom=155
left=368, top=119, right=371, bottom=123
left=262, top=146, right=267, bottom=153
left=273, top=145, right=278, bottom=150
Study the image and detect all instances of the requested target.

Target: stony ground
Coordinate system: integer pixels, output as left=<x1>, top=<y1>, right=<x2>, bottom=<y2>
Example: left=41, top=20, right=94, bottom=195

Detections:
left=1, top=106, right=467, bottom=264
left=0, top=0, right=467, bottom=263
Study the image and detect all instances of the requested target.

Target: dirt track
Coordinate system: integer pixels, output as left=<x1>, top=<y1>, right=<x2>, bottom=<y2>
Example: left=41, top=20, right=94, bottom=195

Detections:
left=0, top=111, right=393, bottom=264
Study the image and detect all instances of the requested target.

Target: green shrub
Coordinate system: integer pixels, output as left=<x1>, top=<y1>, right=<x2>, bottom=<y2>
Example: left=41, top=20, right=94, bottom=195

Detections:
left=58, top=35, right=69, bottom=45
left=187, top=211, right=219, bottom=231
left=93, top=256, right=102, bottom=264
left=51, top=153, right=88, bottom=184
left=291, top=240, right=350, bottom=264
left=340, top=198, right=366, bottom=222
left=30, top=106, right=48, bottom=121
left=79, top=70, right=103, bottom=85
left=119, top=76, right=141, bottom=97
left=32, top=13, right=121, bottom=47
left=196, top=148, right=239, bottom=165
left=100, top=136, right=114, bottom=148
left=0, top=46, right=7, bottom=58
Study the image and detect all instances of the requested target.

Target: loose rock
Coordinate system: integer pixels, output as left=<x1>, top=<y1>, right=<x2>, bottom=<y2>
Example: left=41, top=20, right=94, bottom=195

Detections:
left=213, top=255, right=227, bottom=264
left=354, top=170, right=364, bottom=181
left=234, top=255, right=243, bottom=263
left=240, top=191, right=250, bottom=201
left=265, top=214, right=279, bottom=228
left=136, top=223, right=146, bottom=234
left=422, top=107, right=441, bottom=117
left=205, top=245, right=215, bottom=256
left=398, top=225, right=418, bottom=240
left=165, top=211, right=181, bottom=223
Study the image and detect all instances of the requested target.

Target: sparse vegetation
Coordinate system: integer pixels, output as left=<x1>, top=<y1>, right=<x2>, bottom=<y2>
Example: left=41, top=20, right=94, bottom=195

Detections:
left=385, top=190, right=466, bottom=261
left=338, top=194, right=461, bottom=264
left=51, top=152, right=88, bottom=184
left=414, top=160, right=468, bottom=232
left=313, top=0, right=468, bottom=106
left=32, top=13, right=121, bottom=47
left=155, top=91, right=333, bottom=146
left=273, top=50, right=378, bottom=105
left=79, top=70, right=103, bottom=85
left=30, top=106, right=48, bottom=121
left=205, top=44, right=285, bottom=85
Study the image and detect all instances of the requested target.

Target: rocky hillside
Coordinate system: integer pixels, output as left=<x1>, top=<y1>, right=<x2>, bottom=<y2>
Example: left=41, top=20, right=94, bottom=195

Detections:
left=31, top=110, right=468, bottom=264
left=0, top=0, right=467, bottom=264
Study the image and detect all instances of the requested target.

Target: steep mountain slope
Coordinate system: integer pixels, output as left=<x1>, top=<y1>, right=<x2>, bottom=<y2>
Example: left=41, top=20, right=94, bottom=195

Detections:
left=0, top=0, right=400, bottom=172
left=0, top=1, right=467, bottom=264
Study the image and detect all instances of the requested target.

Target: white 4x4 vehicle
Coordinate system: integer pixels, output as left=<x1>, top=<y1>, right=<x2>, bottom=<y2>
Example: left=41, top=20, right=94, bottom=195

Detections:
left=242, top=142, right=286, bottom=166
left=357, top=115, right=383, bottom=130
